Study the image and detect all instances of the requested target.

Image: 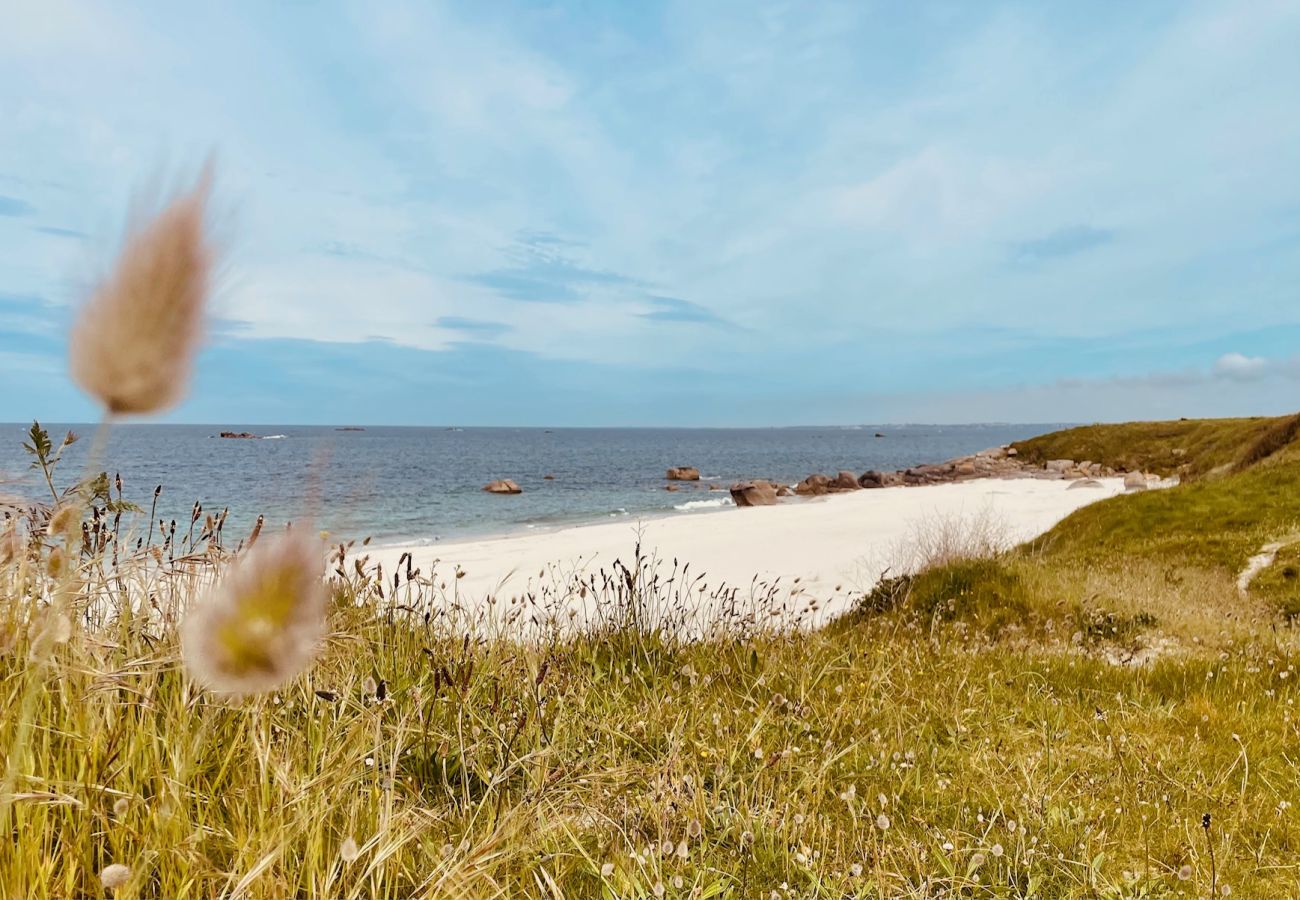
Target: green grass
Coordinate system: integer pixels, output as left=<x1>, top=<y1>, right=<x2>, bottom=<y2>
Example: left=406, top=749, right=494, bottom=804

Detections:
left=1011, top=414, right=1295, bottom=479
left=6, top=415, right=1300, bottom=897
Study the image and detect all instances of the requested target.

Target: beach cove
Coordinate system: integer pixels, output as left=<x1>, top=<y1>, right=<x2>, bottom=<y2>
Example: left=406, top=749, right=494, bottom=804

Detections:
left=370, top=475, right=1129, bottom=627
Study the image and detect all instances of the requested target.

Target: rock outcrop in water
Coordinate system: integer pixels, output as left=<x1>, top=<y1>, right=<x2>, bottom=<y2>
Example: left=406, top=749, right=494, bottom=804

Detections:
left=666, top=466, right=701, bottom=481
left=483, top=479, right=522, bottom=494
left=219, top=431, right=258, bottom=439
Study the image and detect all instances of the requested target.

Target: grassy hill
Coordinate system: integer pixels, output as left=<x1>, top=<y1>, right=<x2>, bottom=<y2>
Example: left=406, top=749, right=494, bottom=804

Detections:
left=4, top=416, right=1300, bottom=897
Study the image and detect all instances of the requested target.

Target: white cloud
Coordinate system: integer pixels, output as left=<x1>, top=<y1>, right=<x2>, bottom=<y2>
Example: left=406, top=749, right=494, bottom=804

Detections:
left=1213, top=352, right=1272, bottom=382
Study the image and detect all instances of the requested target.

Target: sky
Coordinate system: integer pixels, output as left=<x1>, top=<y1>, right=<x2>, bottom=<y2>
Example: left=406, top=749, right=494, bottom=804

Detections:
left=1, top=0, right=1299, bottom=426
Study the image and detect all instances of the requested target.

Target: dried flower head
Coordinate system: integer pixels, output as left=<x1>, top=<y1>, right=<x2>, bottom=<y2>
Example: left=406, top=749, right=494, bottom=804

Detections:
left=48, top=503, right=82, bottom=543
left=339, top=836, right=360, bottom=864
left=69, top=166, right=215, bottom=416
left=181, top=530, right=326, bottom=694
left=100, top=863, right=132, bottom=889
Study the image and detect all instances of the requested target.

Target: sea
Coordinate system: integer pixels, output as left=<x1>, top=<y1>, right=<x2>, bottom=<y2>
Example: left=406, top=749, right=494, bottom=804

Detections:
left=0, top=423, right=1067, bottom=545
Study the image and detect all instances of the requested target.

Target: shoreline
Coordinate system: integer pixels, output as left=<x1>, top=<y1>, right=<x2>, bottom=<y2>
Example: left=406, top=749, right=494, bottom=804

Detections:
left=367, top=474, right=1129, bottom=626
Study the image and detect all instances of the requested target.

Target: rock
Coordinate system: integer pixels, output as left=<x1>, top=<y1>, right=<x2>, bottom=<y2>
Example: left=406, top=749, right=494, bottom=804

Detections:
left=730, top=480, right=778, bottom=507
left=874, top=432, right=886, bottom=438
left=1045, top=459, right=1075, bottom=474
left=483, top=479, right=522, bottom=494
left=1006, top=446, right=1018, bottom=457
left=664, top=484, right=680, bottom=492
left=794, top=474, right=831, bottom=496
left=219, top=431, right=258, bottom=439
left=776, top=484, right=793, bottom=497
left=955, top=461, right=978, bottom=477
left=858, top=470, right=884, bottom=488
left=707, top=483, right=722, bottom=491
left=1123, top=471, right=1148, bottom=491
left=1068, top=478, right=1105, bottom=490
left=543, top=474, right=556, bottom=480
left=666, top=467, right=700, bottom=481
left=831, top=471, right=861, bottom=491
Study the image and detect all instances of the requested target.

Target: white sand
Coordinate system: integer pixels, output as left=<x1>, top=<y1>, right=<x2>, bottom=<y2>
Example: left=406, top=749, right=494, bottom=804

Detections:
left=368, top=477, right=1125, bottom=628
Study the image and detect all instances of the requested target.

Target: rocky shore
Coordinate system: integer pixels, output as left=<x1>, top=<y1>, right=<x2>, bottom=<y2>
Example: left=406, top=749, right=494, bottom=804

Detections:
left=721, top=445, right=1165, bottom=507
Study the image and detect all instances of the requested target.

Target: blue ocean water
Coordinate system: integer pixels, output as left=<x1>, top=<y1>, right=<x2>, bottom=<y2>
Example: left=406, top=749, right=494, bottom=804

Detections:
left=0, top=423, right=1066, bottom=544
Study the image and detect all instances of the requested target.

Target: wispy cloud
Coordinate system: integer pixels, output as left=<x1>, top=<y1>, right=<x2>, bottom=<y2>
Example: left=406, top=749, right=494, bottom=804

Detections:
left=1012, top=226, right=1116, bottom=263
left=0, top=194, right=35, bottom=217
left=468, top=233, right=640, bottom=304
left=435, top=316, right=511, bottom=339
left=640, top=296, right=726, bottom=325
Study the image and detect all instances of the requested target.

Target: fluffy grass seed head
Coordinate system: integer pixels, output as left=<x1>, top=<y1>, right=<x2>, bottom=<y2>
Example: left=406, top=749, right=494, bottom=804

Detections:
left=69, top=166, right=215, bottom=416
left=100, top=863, right=132, bottom=889
left=181, top=530, right=327, bottom=694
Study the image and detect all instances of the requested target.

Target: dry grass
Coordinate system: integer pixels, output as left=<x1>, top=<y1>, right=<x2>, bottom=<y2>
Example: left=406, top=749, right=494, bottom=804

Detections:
left=4, top=511, right=1300, bottom=897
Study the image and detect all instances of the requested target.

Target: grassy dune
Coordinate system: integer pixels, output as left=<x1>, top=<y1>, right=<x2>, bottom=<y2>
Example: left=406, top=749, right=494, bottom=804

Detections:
left=5, top=417, right=1300, bottom=898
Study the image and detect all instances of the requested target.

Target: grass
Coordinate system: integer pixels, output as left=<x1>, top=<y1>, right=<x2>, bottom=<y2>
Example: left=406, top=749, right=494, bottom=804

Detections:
left=1010, top=414, right=1295, bottom=480
left=5, top=416, right=1300, bottom=897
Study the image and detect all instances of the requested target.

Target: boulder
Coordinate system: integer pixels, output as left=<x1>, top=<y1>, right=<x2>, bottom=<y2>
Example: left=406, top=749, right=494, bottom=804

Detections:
left=795, top=474, right=831, bottom=496
left=543, top=474, right=556, bottom=480
left=955, top=461, right=978, bottom=477
left=664, top=484, right=680, bottom=492
left=219, top=431, right=258, bottom=439
left=1006, top=446, right=1019, bottom=457
left=1122, top=471, right=1148, bottom=491
left=1045, top=459, right=1075, bottom=474
left=776, top=484, right=794, bottom=497
left=666, top=467, right=701, bottom=481
left=857, top=470, right=884, bottom=488
left=483, top=479, right=522, bottom=494
left=831, top=471, right=861, bottom=491
left=1068, top=478, right=1105, bottom=490
left=730, top=480, right=778, bottom=507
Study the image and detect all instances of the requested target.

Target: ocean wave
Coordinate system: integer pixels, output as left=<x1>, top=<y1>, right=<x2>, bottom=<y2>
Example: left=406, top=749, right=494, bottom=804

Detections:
left=261, top=434, right=287, bottom=440
left=673, top=497, right=734, bottom=511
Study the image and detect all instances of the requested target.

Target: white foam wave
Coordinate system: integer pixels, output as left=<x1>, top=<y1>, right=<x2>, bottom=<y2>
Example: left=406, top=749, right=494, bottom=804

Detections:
left=261, top=434, right=287, bottom=440
left=673, top=497, right=734, bottom=512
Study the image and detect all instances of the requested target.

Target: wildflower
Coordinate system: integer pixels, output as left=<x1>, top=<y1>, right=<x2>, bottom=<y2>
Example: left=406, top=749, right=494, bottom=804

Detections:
left=839, top=784, right=856, bottom=802
left=653, top=882, right=665, bottom=898
left=971, top=852, right=986, bottom=868
left=112, top=797, right=130, bottom=819
left=600, top=862, right=615, bottom=878
left=69, top=167, right=215, bottom=416
left=687, top=818, right=703, bottom=839
left=740, top=829, right=754, bottom=847
left=849, top=862, right=863, bottom=877
left=1178, top=864, right=1193, bottom=880
left=672, top=875, right=684, bottom=889
left=100, top=863, right=131, bottom=889
left=676, top=839, right=688, bottom=859
left=180, top=531, right=326, bottom=694
left=991, top=843, right=1004, bottom=858
left=340, top=836, right=359, bottom=864
left=876, top=813, right=890, bottom=831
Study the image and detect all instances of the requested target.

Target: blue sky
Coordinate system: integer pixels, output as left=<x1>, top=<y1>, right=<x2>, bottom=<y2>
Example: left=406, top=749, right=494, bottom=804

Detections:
left=1, top=0, right=1299, bottom=426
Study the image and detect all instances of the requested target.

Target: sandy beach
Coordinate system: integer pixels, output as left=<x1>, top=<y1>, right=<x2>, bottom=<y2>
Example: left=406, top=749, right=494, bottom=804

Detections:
left=370, top=476, right=1127, bottom=626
